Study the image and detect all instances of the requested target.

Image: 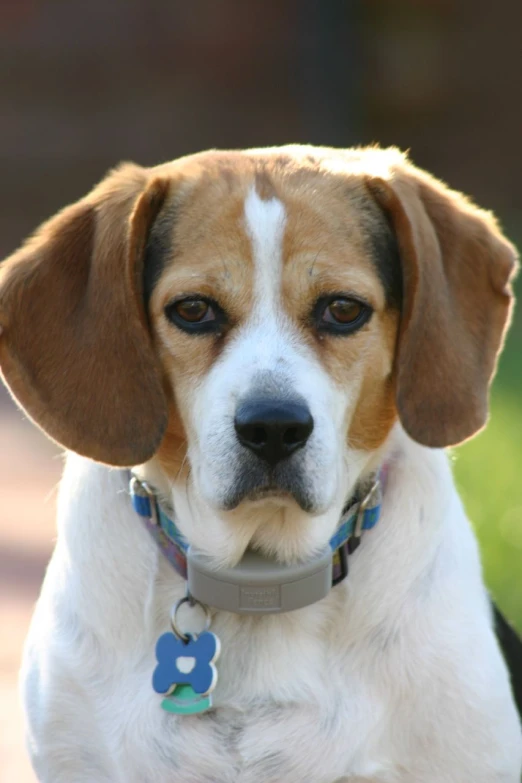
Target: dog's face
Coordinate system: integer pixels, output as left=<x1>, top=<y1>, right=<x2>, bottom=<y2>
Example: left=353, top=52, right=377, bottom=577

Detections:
left=0, top=146, right=517, bottom=560
left=150, top=156, right=400, bottom=528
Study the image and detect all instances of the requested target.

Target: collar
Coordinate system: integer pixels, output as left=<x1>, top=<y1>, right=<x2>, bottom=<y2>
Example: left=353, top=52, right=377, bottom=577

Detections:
left=129, top=469, right=384, bottom=612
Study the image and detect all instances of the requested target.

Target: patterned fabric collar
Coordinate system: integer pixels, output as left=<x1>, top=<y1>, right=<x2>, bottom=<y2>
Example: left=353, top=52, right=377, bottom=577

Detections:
left=129, top=469, right=385, bottom=589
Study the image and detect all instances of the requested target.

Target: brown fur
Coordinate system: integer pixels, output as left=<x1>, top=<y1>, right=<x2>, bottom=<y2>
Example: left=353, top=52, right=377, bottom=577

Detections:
left=0, top=165, right=171, bottom=465
left=367, top=163, right=518, bottom=447
left=0, top=146, right=517, bottom=468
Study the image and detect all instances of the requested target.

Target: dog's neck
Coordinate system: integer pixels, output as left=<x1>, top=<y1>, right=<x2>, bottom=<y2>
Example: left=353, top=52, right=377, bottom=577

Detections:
left=129, top=465, right=384, bottom=614
left=56, top=428, right=458, bottom=653
left=135, top=437, right=389, bottom=571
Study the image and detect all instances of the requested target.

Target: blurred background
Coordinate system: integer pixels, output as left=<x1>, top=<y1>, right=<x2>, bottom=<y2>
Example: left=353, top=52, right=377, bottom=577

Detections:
left=1, top=1, right=521, bottom=779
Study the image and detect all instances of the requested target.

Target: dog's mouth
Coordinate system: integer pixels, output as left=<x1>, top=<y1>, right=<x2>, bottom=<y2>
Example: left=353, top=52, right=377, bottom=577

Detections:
left=242, top=484, right=294, bottom=504
left=222, top=461, right=315, bottom=513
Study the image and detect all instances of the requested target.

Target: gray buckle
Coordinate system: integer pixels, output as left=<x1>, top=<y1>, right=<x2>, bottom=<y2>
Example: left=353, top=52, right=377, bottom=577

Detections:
left=130, top=474, right=159, bottom=526
left=350, top=478, right=380, bottom=550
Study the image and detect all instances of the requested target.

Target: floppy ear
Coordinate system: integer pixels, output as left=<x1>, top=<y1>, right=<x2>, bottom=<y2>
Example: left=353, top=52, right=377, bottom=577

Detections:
left=0, top=164, right=170, bottom=465
left=367, top=162, right=518, bottom=448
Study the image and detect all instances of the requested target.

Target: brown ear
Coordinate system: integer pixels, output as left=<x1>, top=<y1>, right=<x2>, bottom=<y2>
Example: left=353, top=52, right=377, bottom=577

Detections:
left=0, top=164, right=170, bottom=465
left=367, top=162, right=518, bottom=447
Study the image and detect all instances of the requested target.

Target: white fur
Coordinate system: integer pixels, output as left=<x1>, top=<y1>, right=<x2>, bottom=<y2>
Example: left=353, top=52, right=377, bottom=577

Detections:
left=21, top=432, right=522, bottom=782
left=20, top=188, right=522, bottom=782
left=244, top=186, right=285, bottom=318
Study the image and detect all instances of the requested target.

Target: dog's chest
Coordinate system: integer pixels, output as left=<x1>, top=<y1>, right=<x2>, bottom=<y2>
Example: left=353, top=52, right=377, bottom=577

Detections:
left=113, top=607, right=382, bottom=783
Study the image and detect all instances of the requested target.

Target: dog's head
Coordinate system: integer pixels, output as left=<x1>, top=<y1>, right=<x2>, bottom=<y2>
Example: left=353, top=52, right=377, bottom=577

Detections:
left=0, top=146, right=517, bottom=562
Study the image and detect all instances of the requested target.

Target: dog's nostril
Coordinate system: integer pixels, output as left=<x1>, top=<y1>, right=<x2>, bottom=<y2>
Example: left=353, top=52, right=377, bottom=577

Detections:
left=251, top=426, right=267, bottom=446
left=283, top=427, right=299, bottom=446
left=234, top=399, right=314, bottom=466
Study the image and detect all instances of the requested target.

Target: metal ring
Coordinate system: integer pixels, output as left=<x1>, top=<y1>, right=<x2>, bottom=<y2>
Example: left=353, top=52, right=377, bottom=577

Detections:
left=170, top=596, right=212, bottom=642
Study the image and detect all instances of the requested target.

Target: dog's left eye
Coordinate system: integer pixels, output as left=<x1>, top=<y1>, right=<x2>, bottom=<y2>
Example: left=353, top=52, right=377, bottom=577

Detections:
left=324, top=299, right=364, bottom=324
left=314, top=296, right=372, bottom=334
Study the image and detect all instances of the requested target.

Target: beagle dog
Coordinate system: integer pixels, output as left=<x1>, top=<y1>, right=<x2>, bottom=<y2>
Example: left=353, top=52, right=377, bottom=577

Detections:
left=0, top=145, right=521, bottom=782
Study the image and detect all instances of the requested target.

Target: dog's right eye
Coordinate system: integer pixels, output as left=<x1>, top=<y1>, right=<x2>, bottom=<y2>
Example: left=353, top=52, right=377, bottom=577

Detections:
left=174, top=299, right=212, bottom=323
left=164, top=297, right=225, bottom=334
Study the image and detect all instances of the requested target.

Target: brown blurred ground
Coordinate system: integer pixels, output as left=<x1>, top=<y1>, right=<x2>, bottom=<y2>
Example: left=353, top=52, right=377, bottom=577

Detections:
left=0, top=391, right=61, bottom=783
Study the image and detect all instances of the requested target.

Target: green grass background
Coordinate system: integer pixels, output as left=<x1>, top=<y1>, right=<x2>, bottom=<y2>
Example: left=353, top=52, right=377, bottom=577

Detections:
left=453, top=274, right=522, bottom=634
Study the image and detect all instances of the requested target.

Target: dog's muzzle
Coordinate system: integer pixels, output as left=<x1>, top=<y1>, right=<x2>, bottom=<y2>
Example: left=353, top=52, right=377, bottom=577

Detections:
left=223, top=397, right=315, bottom=510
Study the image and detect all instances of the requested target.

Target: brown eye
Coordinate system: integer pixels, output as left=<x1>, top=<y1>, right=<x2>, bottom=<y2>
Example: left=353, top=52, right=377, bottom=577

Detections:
left=313, top=295, right=372, bottom=334
left=174, top=299, right=212, bottom=323
left=324, top=298, right=364, bottom=324
left=165, top=296, right=224, bottom=334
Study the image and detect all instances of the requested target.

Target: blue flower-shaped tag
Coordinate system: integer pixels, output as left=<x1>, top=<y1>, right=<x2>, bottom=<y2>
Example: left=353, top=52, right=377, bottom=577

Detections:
left=152, top=631, right=220, bottom=715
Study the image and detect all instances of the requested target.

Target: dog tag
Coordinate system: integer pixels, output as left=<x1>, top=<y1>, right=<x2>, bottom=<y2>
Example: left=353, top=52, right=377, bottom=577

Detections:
left=152, top=630, right=220, bottom=715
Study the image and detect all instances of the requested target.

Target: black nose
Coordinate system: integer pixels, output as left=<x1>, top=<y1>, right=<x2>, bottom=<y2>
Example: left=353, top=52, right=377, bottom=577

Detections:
left=234, top=400, right=314, bottom=466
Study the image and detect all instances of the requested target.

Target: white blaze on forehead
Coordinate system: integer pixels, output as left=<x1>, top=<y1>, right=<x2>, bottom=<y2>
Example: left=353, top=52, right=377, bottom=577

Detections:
left=243, top=187, right=286, bottom=317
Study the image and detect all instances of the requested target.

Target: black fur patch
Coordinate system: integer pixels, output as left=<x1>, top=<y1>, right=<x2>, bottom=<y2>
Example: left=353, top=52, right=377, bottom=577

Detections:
left=142, top=205, right=176, bottom=308
left=368, top=211, right=403, bottom=311
left=494, top=603, right=522, bottom=719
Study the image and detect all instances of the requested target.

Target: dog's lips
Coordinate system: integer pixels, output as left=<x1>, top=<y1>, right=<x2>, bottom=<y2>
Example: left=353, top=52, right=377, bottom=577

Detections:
left=223, top=478, right=314, bottom=513
left=219, top=453, right=316, bottom=513
left=243, top=485, right=293, bottom=503
left=223, top=483, right=295, bottom=510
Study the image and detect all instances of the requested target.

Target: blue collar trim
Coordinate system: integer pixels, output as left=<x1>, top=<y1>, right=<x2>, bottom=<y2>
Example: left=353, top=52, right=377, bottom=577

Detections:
left=129, top=472, right=383, bottom=586
left=132, top=490, right=189, bottom=552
